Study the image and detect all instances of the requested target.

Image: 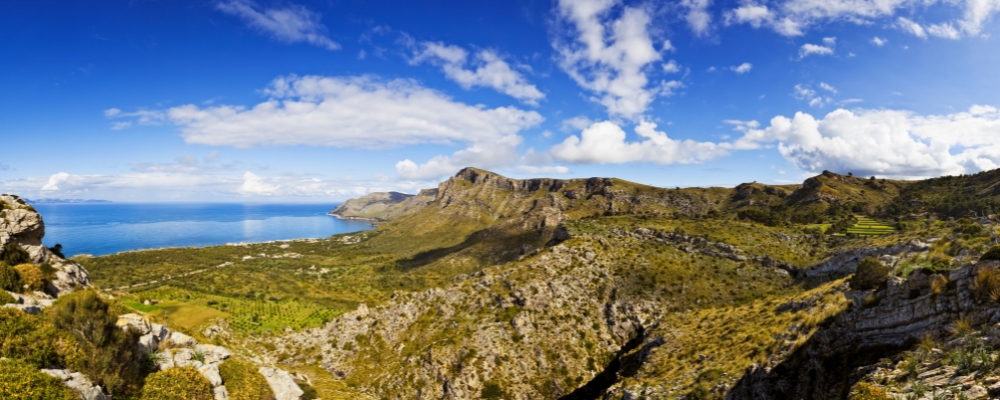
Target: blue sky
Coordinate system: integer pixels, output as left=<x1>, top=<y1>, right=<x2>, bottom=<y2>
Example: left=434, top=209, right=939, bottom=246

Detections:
left=2, top=0, right=1000, bottom=202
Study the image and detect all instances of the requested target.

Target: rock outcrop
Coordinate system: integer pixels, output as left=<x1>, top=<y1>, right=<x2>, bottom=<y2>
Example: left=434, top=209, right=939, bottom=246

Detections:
left=727, top=261, right=1000, bottom=399
left=0, top=194, right=91, bottom=297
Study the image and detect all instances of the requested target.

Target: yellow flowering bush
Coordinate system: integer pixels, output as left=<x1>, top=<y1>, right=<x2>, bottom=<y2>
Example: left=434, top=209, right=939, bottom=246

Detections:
left=218, top=359, right=275, bottom=400
left=0, top=358, right=76, bottom=400
left=140, top=367, right=214, bottom=400
left=14, top=263, right=46, bottom=292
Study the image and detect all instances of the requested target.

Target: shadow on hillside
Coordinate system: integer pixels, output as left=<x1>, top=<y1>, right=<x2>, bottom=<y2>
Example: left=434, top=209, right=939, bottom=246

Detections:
left=394, top=227, right=550, bottom=271
left=725, top=313, right=914, bottom=400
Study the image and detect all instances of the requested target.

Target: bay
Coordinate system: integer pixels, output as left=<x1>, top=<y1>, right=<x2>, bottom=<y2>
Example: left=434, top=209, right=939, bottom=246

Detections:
left=32, top=203, right=373, bottom=257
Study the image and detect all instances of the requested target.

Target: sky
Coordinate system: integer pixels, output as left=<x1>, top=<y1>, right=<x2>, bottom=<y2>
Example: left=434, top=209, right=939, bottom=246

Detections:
left=2, top=0, right=1000, bottom=202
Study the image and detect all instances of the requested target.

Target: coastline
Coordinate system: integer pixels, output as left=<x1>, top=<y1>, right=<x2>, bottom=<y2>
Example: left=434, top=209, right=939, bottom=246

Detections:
left=327, top=212, right=382, bottom=223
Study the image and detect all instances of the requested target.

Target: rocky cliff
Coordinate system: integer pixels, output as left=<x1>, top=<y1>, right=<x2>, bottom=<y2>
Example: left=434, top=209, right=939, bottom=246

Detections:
left=1, top=194, right=90, bottom=297
left=330, top=190, right=437, bottom=221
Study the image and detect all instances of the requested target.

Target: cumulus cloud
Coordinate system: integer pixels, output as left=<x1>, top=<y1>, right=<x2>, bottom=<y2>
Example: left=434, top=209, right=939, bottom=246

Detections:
left=110, top=75, right=542, bottom=149
left=681, top=0, right=714, bottom=36
left=871, top=36, right=888, bottom=46
left=731, top=62, right=753, bottom=74
left=662, top=60, right=682, bottom=74
left=730, top=105, right=1000, bottom=178
left=799, top=43, right=834, bottom=58
left=410, top=42, right=545, bottom=105
left=819, top=82, right=837, bottom=93
left=792, top=84, right=833, bottom=107
left=216, top=0, right=340, bottom=50
left=550, top=121, right=731, bottom=164
left=108, top=75, right=557, bottom=181
left=553, top=0, right=674, bottom=119
left=726, top=0, right=1000, bottom=39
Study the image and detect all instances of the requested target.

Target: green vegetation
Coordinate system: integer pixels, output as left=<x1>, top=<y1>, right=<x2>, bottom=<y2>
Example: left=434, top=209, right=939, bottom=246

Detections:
left=849, top=382, right=891, bottom=400
left=0, top=358, right=76, bottom=400
left=840, top=216, right=897, bottom=237
left=218, top=359, right=273, bottom=400
left=973, top=266, right=1000, bottom=302
left=14, top=263, right=45, bottom=292
left=0, top=290, right=15, bottom=305
left=0, top=262, right=21, bottom=292
left=981, top=245, right=1000, bottom=261
left=851, top=257, right=889, bottom=290
left=2, top=242, right=31, bottom=266
left=50, top=291, right=150, bottom=397
left=140, top=367, right=213, bottom=400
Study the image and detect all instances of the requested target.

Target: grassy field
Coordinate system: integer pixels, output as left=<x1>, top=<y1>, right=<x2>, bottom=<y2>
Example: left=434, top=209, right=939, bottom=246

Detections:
left=832, top=215, right=896, bottom=237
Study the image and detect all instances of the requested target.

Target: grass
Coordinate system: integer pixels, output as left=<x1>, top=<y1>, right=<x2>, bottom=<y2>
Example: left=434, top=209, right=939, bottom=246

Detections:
left=834, top=215, right=897, bottom=237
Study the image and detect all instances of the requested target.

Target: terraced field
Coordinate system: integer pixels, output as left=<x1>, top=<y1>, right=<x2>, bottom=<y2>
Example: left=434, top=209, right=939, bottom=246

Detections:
left=838, top=216, right=897, bottom=237
left=123, top=286, right=343, bottom=335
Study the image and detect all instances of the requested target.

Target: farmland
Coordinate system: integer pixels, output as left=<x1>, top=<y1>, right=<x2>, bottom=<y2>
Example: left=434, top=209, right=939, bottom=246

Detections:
left=837, top=215, right=897, bottom=237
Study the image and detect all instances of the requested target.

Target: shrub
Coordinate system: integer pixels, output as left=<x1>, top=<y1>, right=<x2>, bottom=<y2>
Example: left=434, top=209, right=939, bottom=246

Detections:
left=1, top=243, right=31, bottom=266
left=481, top=381, right=507, bottom=400
left=973, top=266, right=1000, bottom=302
left=140, top=367, right=213, bottom=400
left=0, top=308, right=65, bottom=368
left=0, top=358, right=76, bottom=400
left=0, top=263, right=22, bottom=292
left=51, top=291, right=148, bottom=397
left=0, top=290, right=15, bottom=305
left=981, top=245, right=1000, bottom=262
left=849, top=382, right=891, bottom=400
left=48, top=244, right=65, bottom=259
left=14, top=264, right=45, bottom=292
left=851, top=257, right=889, bottom=291
left=218, top=359, right=274, bottom=400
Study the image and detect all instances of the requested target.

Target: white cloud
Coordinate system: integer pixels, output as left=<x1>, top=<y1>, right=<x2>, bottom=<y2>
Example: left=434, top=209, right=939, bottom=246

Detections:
left=681, top=0, right=714, bottom=36
left=725, top=4, right=774, bottom=28
left=411, top=42, right=545, bottom=105
left=793, top=84, right=832, bottom=107
left=822, top=36, right=836, bottom=45
left=110, top=75, right=554, bottom=181
left=216, top=0, right=340, bottom=50
left=731, top=62, right=753, bottom=74
left=553, top=0, right=668, bottom=119
left=819, top=82, right=837, bottom=93
left=41, top=172, right=70, bottom=191
left=239, top=171, right=280, bottom=196
left=799, top=43, right=834, bottom=58
left=561, top=116, right=597, bottom=132
left=927, top=22, right=962, bottom=39
left=731, top=105, right=1000, bottom=178
left=725, top=0, right=1000, bottom=39
left=111, top=75, right=543, bottom=150
left=662, top=60, right=682, bottom=73
left=550, top=121, right=731, bottom=164
left=896, top=17, right=927, bottom=38
left=871, top=36, right=888, bottom=46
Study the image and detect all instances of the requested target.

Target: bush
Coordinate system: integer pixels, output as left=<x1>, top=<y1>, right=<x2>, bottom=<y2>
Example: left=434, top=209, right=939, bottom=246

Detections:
left=849, top=382, right=891, bottom=400
left=51, top=291, right=148, bottom=397
left=737, top=209, right=783, bottom=227
left=1, top=243, right=31, bottom=266
left=0, top=308, right=65, bottom=368
left=481, top=381, right=507, bottom=400
left=0, top=290, right=15, bottom=305
left=850, top=257, right=889, bottom=291
left=0, top=358, right=77, bottom=400
left=140, top=367, right=213, bottom=400
left=218, top=359, right=274, bottom=400
left=981, top=245, right=1000, bottom=262
left=973, top=266, right=1000, bottom=302
left=0, top=263, right=22, bottom=292
left=48, top=244, right=65, bottom=259
left=14, top=264, right=45, bottom=292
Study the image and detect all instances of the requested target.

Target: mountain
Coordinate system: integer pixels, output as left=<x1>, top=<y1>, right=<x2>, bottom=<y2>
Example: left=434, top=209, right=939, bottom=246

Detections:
left=25, top=198, right=112, bottom=204
left=68, top=167, right=1000, bottom=399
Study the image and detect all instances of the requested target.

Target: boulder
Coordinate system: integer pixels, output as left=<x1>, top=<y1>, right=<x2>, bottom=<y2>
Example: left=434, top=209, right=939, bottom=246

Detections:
left=40, top=369, right=111, bottom=400
left=259, top=366, right=305, bottom=400
left=213, top=385, right=230, bottom=400
left=169, top=331, right=198, bottom=347
left=116, top=313, right=152, bottom=335
left=198, top=363, right=223, bottom=387
left=196, top=343, right=233, bottom=365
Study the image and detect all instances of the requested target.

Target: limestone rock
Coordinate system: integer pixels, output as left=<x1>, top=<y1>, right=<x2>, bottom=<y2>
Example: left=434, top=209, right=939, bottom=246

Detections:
left=169, top=331, right=198, bottom=347
left=213, top=385, right=230, bottom=400
left=196, top=343, right=232, bottom=364
left=259, top=367, right=304, bottom=400
left=198, top=363, right=223, bottom=387
left=40, top=369, right=111, bottom=400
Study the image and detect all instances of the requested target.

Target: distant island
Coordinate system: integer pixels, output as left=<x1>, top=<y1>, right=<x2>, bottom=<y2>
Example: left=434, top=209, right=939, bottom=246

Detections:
left=25, top=198, right=112, bottom=204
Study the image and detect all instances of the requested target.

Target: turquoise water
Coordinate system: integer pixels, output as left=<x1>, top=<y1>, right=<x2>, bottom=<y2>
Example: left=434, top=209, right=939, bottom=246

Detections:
left=33, top=203, right=373, bottom=257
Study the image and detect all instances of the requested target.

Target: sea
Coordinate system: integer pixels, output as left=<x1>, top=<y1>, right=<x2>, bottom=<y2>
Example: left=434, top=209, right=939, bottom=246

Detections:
left=32, top=203, right=374, bottom=257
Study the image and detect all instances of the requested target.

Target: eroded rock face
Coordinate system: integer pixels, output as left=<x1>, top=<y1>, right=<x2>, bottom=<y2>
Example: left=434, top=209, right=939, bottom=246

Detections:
left=727, top=261, right=1000, bottom=400
left=40, top=369, right=112, bottom=400
left=0, top=194, right=91, bottom=297
left=259, top=367, right=305, bottom=400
